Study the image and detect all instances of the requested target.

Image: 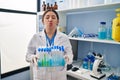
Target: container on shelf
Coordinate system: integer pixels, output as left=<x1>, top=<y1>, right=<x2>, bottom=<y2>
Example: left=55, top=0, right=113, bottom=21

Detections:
left=98, top=22, right=107, bottom=39
left=112, top=8, right=120, bottom=42
left=107, top=23, right=112, bottom=40
left=82, top=57, right=89, bottom=69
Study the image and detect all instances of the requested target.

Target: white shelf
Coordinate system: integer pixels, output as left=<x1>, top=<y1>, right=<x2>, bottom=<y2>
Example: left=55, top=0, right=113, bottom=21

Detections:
left=37, top=3, right=120, bottom=15
left=69, top=37, right=120, bottom=45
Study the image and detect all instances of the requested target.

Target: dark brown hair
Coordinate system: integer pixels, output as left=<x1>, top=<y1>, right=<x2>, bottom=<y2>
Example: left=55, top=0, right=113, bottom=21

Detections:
left=42, top=10, right=59, bottom=22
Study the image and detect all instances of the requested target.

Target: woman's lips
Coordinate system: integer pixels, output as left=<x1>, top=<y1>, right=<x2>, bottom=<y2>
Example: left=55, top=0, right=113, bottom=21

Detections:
left=49, top=22, right=53, bottom=25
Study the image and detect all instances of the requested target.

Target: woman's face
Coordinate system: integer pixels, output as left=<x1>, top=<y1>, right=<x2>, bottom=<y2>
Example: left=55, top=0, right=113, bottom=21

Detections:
left=43, top=11, right=59, bottom=30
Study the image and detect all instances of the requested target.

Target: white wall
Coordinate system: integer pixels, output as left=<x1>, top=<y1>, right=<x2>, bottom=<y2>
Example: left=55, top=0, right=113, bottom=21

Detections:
left=0, top=12, right=36, bottom=74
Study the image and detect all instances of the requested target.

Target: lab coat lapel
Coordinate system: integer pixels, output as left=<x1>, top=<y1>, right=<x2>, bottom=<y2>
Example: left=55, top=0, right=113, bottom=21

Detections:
left=54, top=30, right=62, bottom=45
left=39, top=30, right=46, bottom=46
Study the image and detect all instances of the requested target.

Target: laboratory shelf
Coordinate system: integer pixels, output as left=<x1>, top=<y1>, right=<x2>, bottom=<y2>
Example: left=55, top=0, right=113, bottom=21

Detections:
left=37, top=3, right=120, bottom=16
left=69, top=37, right=120, bottom=45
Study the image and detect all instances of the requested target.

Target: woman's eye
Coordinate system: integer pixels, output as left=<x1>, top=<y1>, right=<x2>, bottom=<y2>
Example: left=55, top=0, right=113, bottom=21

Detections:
left=45, top=15, right=56, bottom=19
left=52, top=16, right=56, bottom=19
left=52, top=17, right=55, bottom=19
left=45, top=16, right=49, bottom=19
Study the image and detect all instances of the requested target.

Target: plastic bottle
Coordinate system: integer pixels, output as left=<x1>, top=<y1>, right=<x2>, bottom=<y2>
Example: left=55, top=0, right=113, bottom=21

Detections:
left=112, top=8, right=120, bottom=42
left=82, top=57, right=89, bottom=69
left=87, top=51, right=95, bottom=60
left=98, top=22, right=107, bottom=39
left=87, top=51, right=95, bottom=70
left=90, top=58, right=94, bottom=70
left=107, top=23, right=112, bottom=40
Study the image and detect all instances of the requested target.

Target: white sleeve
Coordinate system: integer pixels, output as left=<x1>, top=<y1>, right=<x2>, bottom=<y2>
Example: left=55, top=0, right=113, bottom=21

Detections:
left=26, top=34, right=37, bottom=63
left=64, top=36, right=73, bottom=64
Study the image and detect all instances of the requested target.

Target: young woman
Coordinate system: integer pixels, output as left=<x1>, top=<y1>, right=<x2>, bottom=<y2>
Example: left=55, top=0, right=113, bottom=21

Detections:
left=26, top=10, right=73, bottom=80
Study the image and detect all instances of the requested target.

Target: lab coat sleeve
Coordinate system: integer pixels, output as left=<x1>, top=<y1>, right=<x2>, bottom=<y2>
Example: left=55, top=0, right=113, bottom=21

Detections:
left=63, top=35, right=73, bottom=64
left=26, top=34, right=37, bottom=63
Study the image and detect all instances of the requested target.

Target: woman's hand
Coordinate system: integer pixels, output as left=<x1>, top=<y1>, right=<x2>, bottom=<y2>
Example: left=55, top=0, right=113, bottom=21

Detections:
left=32, top=55, right=39, bottom=66
left=64, top=55, right=69, bottom=64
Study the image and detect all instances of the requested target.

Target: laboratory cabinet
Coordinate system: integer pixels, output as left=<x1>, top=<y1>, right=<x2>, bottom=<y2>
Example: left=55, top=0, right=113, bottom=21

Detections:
left=37, top=2, right=120, bottom=79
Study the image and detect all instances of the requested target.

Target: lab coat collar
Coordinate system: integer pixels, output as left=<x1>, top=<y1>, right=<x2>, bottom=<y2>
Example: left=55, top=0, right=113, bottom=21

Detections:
left=38, top=29, right=63, bottom=45
left=39, top=29, right=62, bottom=38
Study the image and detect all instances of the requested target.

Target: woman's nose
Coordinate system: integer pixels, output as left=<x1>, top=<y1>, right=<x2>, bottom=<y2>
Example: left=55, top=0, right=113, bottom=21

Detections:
left=48, top=17, right=52, bottom=21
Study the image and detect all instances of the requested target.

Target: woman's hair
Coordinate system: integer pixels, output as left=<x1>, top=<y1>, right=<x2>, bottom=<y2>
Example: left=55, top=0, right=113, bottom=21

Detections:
left=42, top=10, right=59, bottom=22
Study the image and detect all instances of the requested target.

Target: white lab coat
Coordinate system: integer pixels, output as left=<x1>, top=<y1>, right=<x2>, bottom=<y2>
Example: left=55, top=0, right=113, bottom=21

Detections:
left=26, top=29, right=73, bottom=80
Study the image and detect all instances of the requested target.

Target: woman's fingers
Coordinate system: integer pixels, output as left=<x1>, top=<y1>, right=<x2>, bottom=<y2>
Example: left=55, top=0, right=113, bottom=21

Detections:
left=33, top=55, right=39, bottom=66
left=64, top=55, right=69, bottom=64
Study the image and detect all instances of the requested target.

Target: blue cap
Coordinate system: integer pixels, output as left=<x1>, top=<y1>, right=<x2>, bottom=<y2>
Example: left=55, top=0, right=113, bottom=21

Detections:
left=100, top=22, right=106, bottom=24
left=38, top=48, right=41, bottom=52
left=41, top=48, right=43, bottom=52
left=48, top=47, right=51, bottom=52
left=44, top=48, right=47, bottom=52
left=54, top=46, right=57, bottom=49
left=61, top=46, right=64, bottom=51
left=83, top=57, right=89, bottom=61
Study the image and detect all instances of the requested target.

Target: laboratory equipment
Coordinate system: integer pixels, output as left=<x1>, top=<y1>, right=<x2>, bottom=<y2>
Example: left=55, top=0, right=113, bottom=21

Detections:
left=107, top=23, right=112, bottom=40
left=82, top=57, right=89, bottom=69
left=37, top=46, right=65, bottom=68
left=87, top=51, right=95, bottom=70
left=107, top=73, right=120, bottom=80
left=71, top=67, right=79, bottom=72
left=68, top=27, right=83, bottom=37
left=82, top=33, right=98, bottom=38
left=98, top=22, right=107, bottom=39
left=112, top=8, right=120, bottom=42
left=36, top=46, right=66, bottom=80
left=90, top=53, right=106, bottom=79
left=90, top=58, right=94, bottom=70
